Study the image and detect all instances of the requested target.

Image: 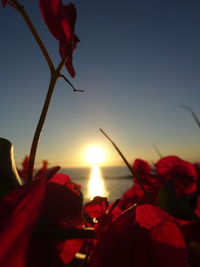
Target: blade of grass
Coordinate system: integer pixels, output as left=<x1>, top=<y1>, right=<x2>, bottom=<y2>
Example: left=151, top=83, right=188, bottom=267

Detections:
left=99, top=128, right=150, bottom=202
left=180, top=105, right=200, bottom=129
left=152, top=143, right=163, bottom=158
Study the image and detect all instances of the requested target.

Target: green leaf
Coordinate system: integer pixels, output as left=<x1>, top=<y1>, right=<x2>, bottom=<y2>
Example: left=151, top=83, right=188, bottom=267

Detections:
left=157, top=180, right=199, bottom=221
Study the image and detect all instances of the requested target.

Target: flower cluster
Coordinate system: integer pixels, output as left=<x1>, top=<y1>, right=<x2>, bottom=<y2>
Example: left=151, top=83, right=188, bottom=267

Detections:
left=82, top=155, right=200, bottom=267
left=1, top=0, right=200, bottom=266
left=120, top=156, right=198, bottom=209
left=0, top=154, right=199, bottom=266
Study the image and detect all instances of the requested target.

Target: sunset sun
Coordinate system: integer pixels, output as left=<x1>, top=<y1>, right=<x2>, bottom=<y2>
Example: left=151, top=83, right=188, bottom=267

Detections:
left=85, top=146, right=105, bottom=165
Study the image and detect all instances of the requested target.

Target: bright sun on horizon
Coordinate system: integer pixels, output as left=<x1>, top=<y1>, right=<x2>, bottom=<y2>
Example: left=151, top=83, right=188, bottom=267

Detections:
left=85, top=146, right=105, bottom=165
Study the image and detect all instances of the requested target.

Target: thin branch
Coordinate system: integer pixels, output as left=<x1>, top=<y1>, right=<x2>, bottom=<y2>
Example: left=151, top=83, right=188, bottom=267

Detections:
left=99, top=128, right=150, bottom=202
left=12, top=0, right=55, bottom=72
left=180, top=105, right=200, bottom=129
left=59, top=74, right=84, bottom=92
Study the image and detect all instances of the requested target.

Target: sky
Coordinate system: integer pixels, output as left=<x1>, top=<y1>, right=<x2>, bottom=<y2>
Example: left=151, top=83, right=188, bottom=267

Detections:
left=0, top=0, right=200, bottom=168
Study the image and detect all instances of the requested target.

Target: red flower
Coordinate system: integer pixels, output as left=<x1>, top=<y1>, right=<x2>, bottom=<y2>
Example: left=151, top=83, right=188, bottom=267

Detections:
left=34, top=160, right=48, bottom=178
left=29, top=173, right=83, bottom=265
left=119, top=158, right=161, bottom=209
left=155, top=156, right=197, bottom=195
left=84, top=197, right=122, bottom=237
left=41, top=173, right=82, bottom=228
left=119, top=184, right=146, bottom=209
left=39, top=0, right=79, bottom=77
left=84, top=196, right=109, bottom=220
left=133, top=158, right=151, bottom=177
left=133, top=158, right=162, bottom=188
left=0, top=166, right=59, bottom=267
left=89, top=204, right=189, bottom=267
left=17, top=156, right=30, bottom=181
left=17, top=156, right=49, bottom=182
left=0, top=167, right=84, bottom=266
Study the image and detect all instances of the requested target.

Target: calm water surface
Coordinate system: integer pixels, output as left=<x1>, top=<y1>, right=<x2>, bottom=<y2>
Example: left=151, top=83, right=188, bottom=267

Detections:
left=61, top=166, right=133, bottom=202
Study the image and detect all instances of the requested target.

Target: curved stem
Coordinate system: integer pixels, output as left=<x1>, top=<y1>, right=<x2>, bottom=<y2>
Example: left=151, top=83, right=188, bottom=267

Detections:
left=12, top=0, right=55, bottom=72
left=27, top=75, right=58, bottom=181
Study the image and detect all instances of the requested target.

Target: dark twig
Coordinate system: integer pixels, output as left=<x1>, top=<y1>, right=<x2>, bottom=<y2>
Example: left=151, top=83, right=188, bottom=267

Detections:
left=59, top=74, right=84, bottom=92
left=99, top=128, right=150, bottom=202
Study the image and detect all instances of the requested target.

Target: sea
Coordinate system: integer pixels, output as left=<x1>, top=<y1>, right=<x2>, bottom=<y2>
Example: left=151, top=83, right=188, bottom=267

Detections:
left=60, top=166, right=133, bottom=203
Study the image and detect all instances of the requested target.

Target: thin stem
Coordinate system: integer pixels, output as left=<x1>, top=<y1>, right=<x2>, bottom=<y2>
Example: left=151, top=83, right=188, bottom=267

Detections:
left=12, top=0, right=55, bottom=72
left=27, top=54, right=71, bottom=181
left=56, top=49, right=70, bottom=73
left=27, top=75, right=58, bottom=181
left=99, top=128, right=150, bottom=202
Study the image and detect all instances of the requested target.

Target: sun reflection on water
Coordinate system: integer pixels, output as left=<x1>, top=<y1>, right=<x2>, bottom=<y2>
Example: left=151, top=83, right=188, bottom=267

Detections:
left=87, top=164, right=109, bottom=200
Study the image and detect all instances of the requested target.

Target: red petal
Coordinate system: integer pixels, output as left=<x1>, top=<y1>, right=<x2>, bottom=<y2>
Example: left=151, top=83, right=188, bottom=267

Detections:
left=39, top=0, right=63, bottom=40
left=57, top=239, right=83, bottom=264
left=40, top=173, right=83, bottom=228
left=0, top=176, right=49, bottom=267
left=155, top=156, right=197, bottom=195
left=60, top=3, right=77, bottom=42
left=39, top=0, right=79, bottom=77
left=136, top=204, right=173, bottom=230
left=66, top=54, right=76, bottom=78
left=89, top=206, right=136, bottom=267
left=34, top=160, right=48, bottom=178
left=150, top=221, right=189, bottom=267
left=119, top=183, right=146, bottom=209
left=85, top=196, right=109, bottom=219
left=17, top=155, right=30, bottom=181
left=133, top=158, right=151, bottom=175
left=89, top=204, right=189, bottom=267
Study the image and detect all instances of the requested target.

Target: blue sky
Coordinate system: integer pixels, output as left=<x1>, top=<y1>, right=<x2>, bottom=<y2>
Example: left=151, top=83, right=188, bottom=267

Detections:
left=0, top=0, right=200, bottom=167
